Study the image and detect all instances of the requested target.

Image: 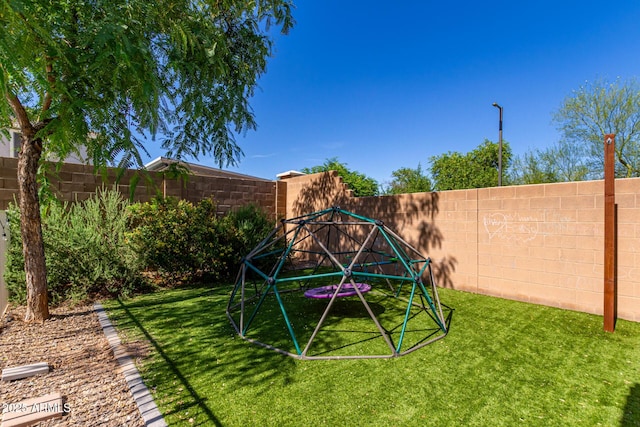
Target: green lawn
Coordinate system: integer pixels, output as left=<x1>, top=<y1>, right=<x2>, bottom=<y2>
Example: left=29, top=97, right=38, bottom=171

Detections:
left=103, top=285, right=640, bottom=426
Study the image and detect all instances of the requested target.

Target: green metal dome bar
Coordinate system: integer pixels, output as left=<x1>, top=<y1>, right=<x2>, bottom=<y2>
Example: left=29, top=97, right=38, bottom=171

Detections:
left=226, top=206, right=451, bottom=359
left=374, top=226, right=445, bottom=332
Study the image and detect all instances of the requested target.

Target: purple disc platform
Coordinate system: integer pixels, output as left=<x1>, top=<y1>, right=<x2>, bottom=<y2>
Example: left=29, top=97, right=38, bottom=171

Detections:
left=304, top=283, right=372, bottom=299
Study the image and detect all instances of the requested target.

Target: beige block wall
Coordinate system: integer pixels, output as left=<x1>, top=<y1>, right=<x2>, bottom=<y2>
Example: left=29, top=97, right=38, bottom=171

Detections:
left=2, top=158, right=638, bottom=322
left=282, top=172, right=640, bottom=322
left=0, top=158, right=280, bottom=219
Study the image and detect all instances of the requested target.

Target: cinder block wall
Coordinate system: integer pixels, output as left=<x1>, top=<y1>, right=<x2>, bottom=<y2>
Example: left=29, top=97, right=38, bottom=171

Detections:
left=282, top=172, right=640, bottom=322
left=0, top=158, right=283, bottom=218
left=0, top=158, right=18, bottom=207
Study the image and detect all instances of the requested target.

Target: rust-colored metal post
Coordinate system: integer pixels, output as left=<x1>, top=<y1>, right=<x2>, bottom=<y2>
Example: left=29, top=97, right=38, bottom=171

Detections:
left=603, top=134, right=616, bottom=332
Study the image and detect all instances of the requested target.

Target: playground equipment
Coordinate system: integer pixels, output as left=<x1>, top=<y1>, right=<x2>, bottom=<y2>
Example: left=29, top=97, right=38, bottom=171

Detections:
left=226, top=206, right=451, bottom=360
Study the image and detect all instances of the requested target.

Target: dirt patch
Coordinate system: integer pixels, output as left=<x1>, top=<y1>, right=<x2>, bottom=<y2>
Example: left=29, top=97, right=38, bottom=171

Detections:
left=0, top=304, right=145, bottom=426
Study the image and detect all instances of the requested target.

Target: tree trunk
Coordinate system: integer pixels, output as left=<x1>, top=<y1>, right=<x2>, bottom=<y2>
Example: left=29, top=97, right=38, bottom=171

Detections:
left=18, top=133, right=49, bottom=323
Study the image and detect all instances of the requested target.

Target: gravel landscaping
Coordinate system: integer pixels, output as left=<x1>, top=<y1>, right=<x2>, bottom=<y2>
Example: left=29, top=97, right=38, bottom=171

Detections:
left=0, top=304, right=146, bottom=426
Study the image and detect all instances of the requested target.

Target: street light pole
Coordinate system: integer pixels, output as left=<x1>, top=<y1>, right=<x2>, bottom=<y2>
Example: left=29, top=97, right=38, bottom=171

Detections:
left=492, top=102, right=503, bottom=186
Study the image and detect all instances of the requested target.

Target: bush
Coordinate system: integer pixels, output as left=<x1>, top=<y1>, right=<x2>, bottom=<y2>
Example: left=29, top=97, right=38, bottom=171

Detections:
left=224, top=203, right=276, bottom=255
left=5, top=188, right=146, bottom=304
left=5, top=191, right=278, bottom=303
left=4, top=207, right=27, bottom=303
left=127, top=198, right=277, bottom=283
left=127, top=197, right=228, bottom=281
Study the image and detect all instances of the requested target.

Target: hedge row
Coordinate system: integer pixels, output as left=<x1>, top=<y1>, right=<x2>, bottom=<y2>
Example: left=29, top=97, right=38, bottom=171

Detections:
left=5, top=188, right=275, bottom=303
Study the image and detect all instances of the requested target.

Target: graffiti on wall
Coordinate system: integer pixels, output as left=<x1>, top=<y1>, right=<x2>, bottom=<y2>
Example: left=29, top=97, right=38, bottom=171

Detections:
left=483, top=212, right=539, bottom=243
left=483, top=212, right=582, bottom=243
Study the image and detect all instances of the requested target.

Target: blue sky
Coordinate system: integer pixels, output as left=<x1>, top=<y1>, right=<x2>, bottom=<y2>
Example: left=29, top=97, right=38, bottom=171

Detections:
left=150, top=1, right=640, bottom=184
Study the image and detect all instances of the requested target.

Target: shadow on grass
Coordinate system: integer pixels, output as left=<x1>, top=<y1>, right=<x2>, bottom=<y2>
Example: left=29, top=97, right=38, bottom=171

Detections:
left=115, top=298, right=224, bottom=426
left=621, top=383, right=640, bottom=426
left=232, top=286, right=454, bottom=359
left=116, top=285, right=212, bottom=309
left=108, top=283, right=640, bottom=426
left=112, top=287, right=298, bottom=423
left=233, top=292, right=395, bottom=357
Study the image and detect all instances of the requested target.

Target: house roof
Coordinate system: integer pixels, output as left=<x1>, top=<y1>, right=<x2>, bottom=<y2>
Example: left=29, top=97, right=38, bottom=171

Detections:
left=143, top=157, right=273, bottom=182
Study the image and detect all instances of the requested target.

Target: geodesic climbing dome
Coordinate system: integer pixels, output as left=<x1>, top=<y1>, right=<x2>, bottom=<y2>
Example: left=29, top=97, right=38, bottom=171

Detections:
left=226, top=206, right=451, bottom=360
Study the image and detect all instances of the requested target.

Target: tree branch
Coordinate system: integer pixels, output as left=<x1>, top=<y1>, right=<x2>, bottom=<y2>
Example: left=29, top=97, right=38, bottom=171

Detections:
left=6, top=91, right=51, bottom=153
left=41, top=58, right=55, bottom=115
left=5, top=91, right=34, bottom=136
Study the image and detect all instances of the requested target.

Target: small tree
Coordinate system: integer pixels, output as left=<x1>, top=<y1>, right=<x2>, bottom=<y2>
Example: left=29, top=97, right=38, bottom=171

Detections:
left=0, top=0, right=294, bottom=322
left=509, top=139, right=589, bottom=185
left=548, top=139, right=591, bottom=182
left=509, top=149, right=558, bottom=185
left=554, top=77, right=640, bottom=178
left=302, top=158, right=379, bottom=197
left=384, top=164, right=432, bottom=194
left=429, top=140, right=511, bottom=190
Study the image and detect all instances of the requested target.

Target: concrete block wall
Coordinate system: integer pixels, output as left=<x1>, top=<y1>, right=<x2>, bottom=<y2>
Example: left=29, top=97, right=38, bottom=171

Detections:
left=282, top=172, right=640, bottom=322
left=3, top=158, right=638, bottom=322
left=614, top=179, right=640, bottom=321
left=474, top=182, right=604, bottom=315
left=0, top=158, right=19, bottom=208
left=0, top=158, right=281, bottom=219
left=1, top=158, right=161, bottom=208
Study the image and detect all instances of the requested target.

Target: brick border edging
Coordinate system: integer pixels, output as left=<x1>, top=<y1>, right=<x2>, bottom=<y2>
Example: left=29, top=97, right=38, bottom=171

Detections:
left=94, top=302, right=167, bottom=427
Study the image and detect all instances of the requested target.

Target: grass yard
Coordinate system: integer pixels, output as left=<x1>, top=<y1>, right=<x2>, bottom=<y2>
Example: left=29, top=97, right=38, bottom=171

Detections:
left=103, top=284, right=640, bottom=426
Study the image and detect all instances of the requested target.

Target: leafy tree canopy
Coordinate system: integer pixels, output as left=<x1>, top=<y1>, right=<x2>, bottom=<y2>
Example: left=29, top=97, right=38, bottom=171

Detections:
left=0, top=0, right=295, bottom=168
left=383, top=164, right=432, bottom=195
left=553, top=77, right=640, bottom=178
left=429, top=139, right=511, bottom=190
left=302, top=157, right=379, bottom=197
left=0, top=0, right=294, bottom=322
left=508, top=149, right=558, bottom=185
left=509, top=140, right=589, bottom=185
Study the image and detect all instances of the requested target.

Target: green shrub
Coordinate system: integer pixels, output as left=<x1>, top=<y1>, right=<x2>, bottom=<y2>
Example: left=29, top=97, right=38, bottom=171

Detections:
left=127, top=197, right=226, bottom=280
left=127, top=198, right=277, bottom=283
left=224, top=203, right=276, bottom=255
left=212, top=203, right=281, bottom=281
left=4, top=207, right=27, bottom=303
left=5, top=188, right=146, bottom=304
left=6, top=192, right=279, bottom=303
left=217, top=203, right=280, bottom=280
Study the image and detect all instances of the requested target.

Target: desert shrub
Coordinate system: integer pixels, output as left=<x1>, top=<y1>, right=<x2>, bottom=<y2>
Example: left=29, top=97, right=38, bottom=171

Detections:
left=222, top=203, right=287, bottom=281
left=5, top=188, right=145, bottom=304
left=4, top=207, right=27, bottom=303
left=127, top=198, right=277, bottom=282
left=224, top=203, right=276, bottom=255
left=4, top=189, right=279, bottom=303
left=127, top=197, right=229, bottom=280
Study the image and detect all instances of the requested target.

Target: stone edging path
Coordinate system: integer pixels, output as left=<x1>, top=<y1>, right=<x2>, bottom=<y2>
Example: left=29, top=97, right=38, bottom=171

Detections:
left=94, top=302, right=167, bottom=427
